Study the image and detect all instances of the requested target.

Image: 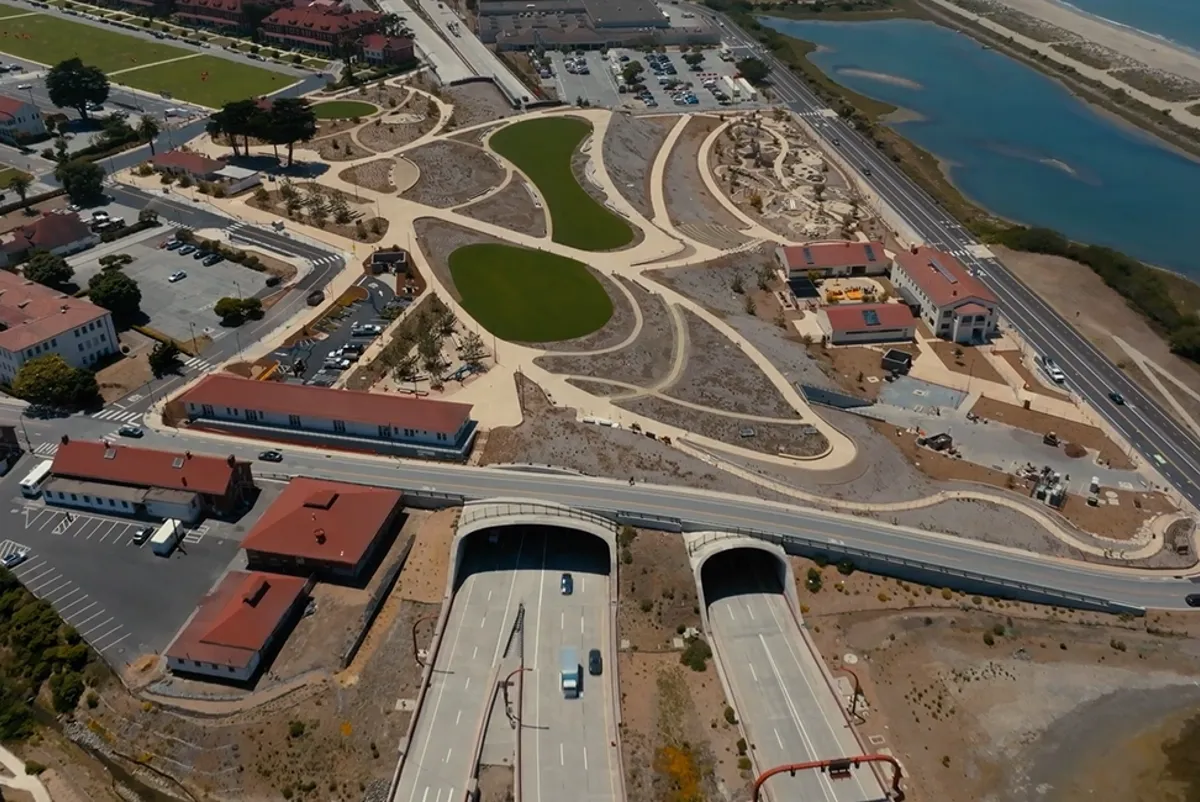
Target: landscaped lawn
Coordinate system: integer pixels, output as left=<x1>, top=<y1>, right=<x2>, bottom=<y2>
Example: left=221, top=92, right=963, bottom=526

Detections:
left=0, top=11, right=188, bottom=71
left=0, top=166, right=29, bottom=188
left=449, top=243, right=613, bottom=342
left=312, top=100, right=377, bottom=119
left=116, top=55, right=293, bottom=108
left=489, top=117, right=635, bottom=252
left=0, top=3, right=30, bottom=18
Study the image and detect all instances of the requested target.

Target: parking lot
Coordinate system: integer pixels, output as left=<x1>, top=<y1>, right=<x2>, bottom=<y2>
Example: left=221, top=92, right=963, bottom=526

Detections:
left=542, top=46, right=766, bottom=113
left=69, top=227, right=276, bottom=345
left=271, top=273, right=397, bottom=384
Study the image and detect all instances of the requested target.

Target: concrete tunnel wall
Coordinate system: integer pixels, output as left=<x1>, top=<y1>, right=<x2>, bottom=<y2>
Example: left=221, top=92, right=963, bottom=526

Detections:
left=688, top=533, right=802, bottom=632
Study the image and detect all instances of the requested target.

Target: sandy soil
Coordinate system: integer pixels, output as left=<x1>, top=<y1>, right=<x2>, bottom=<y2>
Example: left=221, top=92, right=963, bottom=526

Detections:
left=95, top=351, right=152, bottom=403
left=455, top=176, right=547, bottom=237
left=970, top=396, right=1134, bottom=469
left=444, top=83, right=518, bottom=129
left=356, top=112, right=438, bottom=154
left=602, top=112, right=675, bottom=219
left=996, top=349, right=1066, bottom=399
left=617, top=528, right=700, bottom=651
left=535, top=280, right=674, bottom=382
left=793, top=559, right=1200, bottom=802
left=314, top=132, right=362, bottom=161
left=663, top=116, right=745, bottom=231
left=402, top=142, right=506, bottom=208
left=929, top=341, right=1005, bottom=385
left=337, top=159, right=398, bottom=193
left=399, top=508, right=458, bottom=605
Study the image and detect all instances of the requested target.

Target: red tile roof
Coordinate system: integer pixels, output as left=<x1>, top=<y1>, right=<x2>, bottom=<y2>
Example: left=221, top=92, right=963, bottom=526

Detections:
left=242, top=478, right=402, bottom=567
left=152, top=150, right=224, bottom=176
left=0, top=94, right=34, bottom=118
left=166, top=571, right=308, bottom=670
left=176, top=0, right=245, bottom=12
left=263, top=5, right=381, bottom=34
left=894, top=246, right=997, bottom=308
left=361, top=33, right=413, bottom=52
left=182, top=374, right=473, bottom=435
left=3, top=211, right=93, bottom=256
left=954, top=302, right=990, bottom=316
left=0, top=271, right=108, bottom=352
left=822, top=302, right=915, bottom=333
left=779, top=240, right=888, bottom=272
left=51, top=439, right=245, bottom=496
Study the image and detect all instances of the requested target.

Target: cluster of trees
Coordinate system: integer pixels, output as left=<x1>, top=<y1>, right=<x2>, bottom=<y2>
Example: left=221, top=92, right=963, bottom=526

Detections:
left=990, top=227, right=1200, bottom=361
left=206, top=98, right=317, bottom=166
left=368, top=297, right=484, bottom=389
left=149, top=341, right=182, bottom=377
left=214, top=296, right=264, bottom=326
left=21, top=250, right=143, bottom=325
left=54, top=159, right=105, bottom=205
left=11, top=354, right=99, bottom=411
left=0, top=566, right=98, bottom=731
left=271, top=181, right=354, bottom=227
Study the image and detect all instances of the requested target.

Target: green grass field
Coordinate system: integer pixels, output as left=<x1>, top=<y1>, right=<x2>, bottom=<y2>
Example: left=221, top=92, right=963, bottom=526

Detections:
left=0, top=4, right=30, bottom=18
left=448, top=243, right=613, bottom=342
left=0, top=166, right=30, bottom=188
left=312, top=100, right=377, bottom=119
left=489, top=117, right=635, bottom=252
left=117, top=55, right=292, bottom=108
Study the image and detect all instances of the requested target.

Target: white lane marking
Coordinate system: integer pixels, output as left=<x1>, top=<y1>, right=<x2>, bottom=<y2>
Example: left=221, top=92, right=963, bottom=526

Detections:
left=420, top=787, right=429, bottom=802
left=479, top=616, right=486, bottom=628
left=464, top=678, right=470, bottom=691
left=560, top=611, right=564, bottom=630
left=580, top=615, right=584, bottom=635
left=472, top=646, right=478, bottom=659
left=444, top=748, right=452, bottom=764
left=559, top=742, right=564, bottom=766
left=29, top=573, right=61, bottom=593
left=583, top=747, right=588, bottom=771
left=101, top=632, right=130, bottom=652
left=774, top=727, right=783, bottom=749
left=455, top=710, right=462, bottom=725
left=60, top=595, right=90, bottom=614
left=749, top=663, right=758, bottom=683
left=82, top=616, right=114, bottom=637
left=75, top=610, right=103, bottom=628
left=727, top=604, right=736, bottom=622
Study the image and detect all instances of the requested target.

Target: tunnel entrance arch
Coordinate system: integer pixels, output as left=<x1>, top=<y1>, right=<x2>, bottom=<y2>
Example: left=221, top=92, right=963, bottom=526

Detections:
left=694, top=538, right=799, bottom=626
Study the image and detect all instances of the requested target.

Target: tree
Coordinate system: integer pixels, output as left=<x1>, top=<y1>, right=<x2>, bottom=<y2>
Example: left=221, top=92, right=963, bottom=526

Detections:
left=460, top=331, right=487, bottom=368
left=45, top=58, right=109, bottom=120
left=137, top=207, right=159, bottom=225
left=393, top=352, right=419, bottom=383
left=683, top=52, right=704, bottom=67
left=737, top=57, right=769, bottom=85
left=22, top=251, right=73, bottom=289
left=148, top=341, right=181, bottom=377
left=214, top=296, right=262, bottom=325
left=213, top=99, right=264, bottom=156
left=100, top=112, right=133, bottom=145
left=136, top=114, right=161, bottom=155
left=54, top=159, right=104, bottom=205
left=8, top=174, right=30, bottom=211
left=268, top=97, right=317, bottom=167
left=88, top=270, right=142, bottom=324
left=11, top=354, right=98, bottom=409
left=206, top=114, right=237, bottom=158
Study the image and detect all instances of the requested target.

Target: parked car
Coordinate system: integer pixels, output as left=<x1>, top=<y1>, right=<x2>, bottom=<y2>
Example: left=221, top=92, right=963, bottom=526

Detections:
left=258, top=450, right=284, bottom=463
left=168, top=270, right=187, bottom=282
left=164, top=238, right=183, bottom=250
left=178, top=244, right=197, bottom=256
left=202, top=253, right=224, bottom=266
left=2, top=551, right=27, bottom=569
left=117, top=424, right=144, bottom=438
left=193, top=249, right=211, bottom=260
left=1188, top=594, right=1200, bottom=608
left=132, top=526, right=154, bottom=545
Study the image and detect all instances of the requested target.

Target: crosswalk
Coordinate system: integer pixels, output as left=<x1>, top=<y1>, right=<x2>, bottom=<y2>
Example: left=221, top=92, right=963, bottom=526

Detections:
left=183, top=356, right=220, bottom=373
left=31, top=443, right=58, bottom=458
left=91, top=409, right=142, bottom=424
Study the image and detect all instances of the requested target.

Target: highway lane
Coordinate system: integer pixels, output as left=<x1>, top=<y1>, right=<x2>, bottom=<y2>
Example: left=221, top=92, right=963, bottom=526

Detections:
left=522, top=533, right=618, bottom=802
left=392, top=539, right=527, bottom=802
left=705, top=6, right=1200, bottom=509
left=709, top=590, right=886, bottom=802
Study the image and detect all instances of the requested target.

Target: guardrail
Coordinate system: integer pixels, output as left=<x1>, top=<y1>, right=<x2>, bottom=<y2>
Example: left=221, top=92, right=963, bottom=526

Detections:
left=460, top=500, right=618, bottom=535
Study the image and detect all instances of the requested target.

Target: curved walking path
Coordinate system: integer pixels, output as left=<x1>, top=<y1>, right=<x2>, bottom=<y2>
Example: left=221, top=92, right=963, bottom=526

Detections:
left=698, top=120, right=779, bottom=240
left=0, top=744, right=51, bottom=802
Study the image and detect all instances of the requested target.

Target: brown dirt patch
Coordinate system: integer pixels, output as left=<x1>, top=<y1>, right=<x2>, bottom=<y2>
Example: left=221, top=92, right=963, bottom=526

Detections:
left=477, top=764, right=514, bottom=802
left=806, top=341, right=919, bottom=401
left=403, top=141, right=505, bottom=208
left=663, top=116, right=746, bottom=230
left=338, top=159, right=398, bottom=193
left=619, top=652, right=749, bottom=802
left=94, top=353, right=151, bottom=403
left=929, top=341, right=1006, bottom=385
left=399, top=508, right=459, bottom=605
left=313, top=132, right=363, bottom=161
left=444, top=82, right=518, bottom=129
left=455, top=176, right=547, bottom=237
left=617, top=528, right=700, bottom=651
left=993, top=245, right=1200, bottom=407
left=355, top=112, right=438, bottom=153
left=311, top=119, right=358, bottom=141
left=997, top=349, right=1067, bottom=399
left=970, top=396, right=1135, bottom=469
left=15, top=728, right=125, bottom=802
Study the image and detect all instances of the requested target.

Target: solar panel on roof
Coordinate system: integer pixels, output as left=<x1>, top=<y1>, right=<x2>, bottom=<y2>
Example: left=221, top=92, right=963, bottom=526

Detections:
left=928, top=256, right=958, bottom=284
left=802, top=247, right=815, bottom=266
left=864, top=244, right=877, bottom=262
left=863, top=309, right=881, bottom=326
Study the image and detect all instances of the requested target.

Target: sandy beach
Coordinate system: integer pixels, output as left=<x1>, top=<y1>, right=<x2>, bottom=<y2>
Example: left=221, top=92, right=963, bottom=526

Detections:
left=998, top=0, right=1200, bottom=84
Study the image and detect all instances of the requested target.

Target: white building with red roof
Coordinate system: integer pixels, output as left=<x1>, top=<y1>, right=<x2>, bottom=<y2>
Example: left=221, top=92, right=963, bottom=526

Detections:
left=0, top=271, right=116, bottom=384
left=0, top=211, right=98, bottom=267
left=891, top=246, right=999, bottom=344
left=178, top=374, right=478, bottom=460
left=818, top=303, right=916, bottom=345
left=775, top=240, right=890, bottom=279
left=0, top=94, right=45, bottom=145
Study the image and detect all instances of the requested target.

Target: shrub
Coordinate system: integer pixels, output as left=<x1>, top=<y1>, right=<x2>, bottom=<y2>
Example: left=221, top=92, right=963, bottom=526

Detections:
left=983, top=632, right=995, bottom=646
left=680, top=638, right=712, bottom=672
left=993, top=623, right=1006, bottom=637
left=621, top=548, right=632, bottom=565
left=806, top=567, right=823, bottom=593
left=288, top=720, right=306, bottom=738
left=941, top=588, right=953, bottom=600
left=1110, top=638, right=1127, bottom=652
left=736, top=737, right=747, bottom=755
left=723, top=706, right=737, bottom=725
left=737, top=757, right=752, bottom=772
left=85, top=690, right=99, bottom=709
left=24, top=761, right=46, bottom=776
left=836, top=560, right=855, bottom=576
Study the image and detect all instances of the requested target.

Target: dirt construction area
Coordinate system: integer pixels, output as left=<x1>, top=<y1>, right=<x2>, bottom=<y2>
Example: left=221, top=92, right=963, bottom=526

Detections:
left=401, top=141, right=506, bottom=207
left=456, top=176, right=547, bottom=237
left=792, top=558, right=1200, bottom=802
left=602, top=112, right=674, bottom=219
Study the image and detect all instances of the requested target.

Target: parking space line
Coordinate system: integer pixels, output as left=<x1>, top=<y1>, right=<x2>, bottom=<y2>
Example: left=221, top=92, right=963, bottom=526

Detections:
left=81, top=616, right=113, bottom=636
left=75, top=610, right=104, bottom=628
left=41, top=579, right=72, bottom=598
left=100, top=633, right=130, bottom=653
left=54, top=588, right=82, bottom=605
left=28, top=573, right=62, bottom=594
left=92, top=624, right=123, bottom=646
left=31, top=511, right=56, bottom=532
left=67, top=601, right=97, bottom=621
left=77, top=519, right=103, bottom=539
left=97, top=521, right=119, bottom=543
left=24, top=567, right=56, bottom=585
left=60, top=595, right=90, bottom=614
left=14, top=559, right=46, bottom=577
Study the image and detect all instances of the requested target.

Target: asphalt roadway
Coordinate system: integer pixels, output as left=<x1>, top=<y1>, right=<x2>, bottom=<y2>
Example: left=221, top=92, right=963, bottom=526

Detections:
left=706, top=556, right=886, bottom=802
left=697, top=4, right=1200, bottom=513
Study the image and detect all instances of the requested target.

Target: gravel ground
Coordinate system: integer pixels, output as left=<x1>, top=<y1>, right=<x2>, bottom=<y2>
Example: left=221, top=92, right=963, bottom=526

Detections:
left=413, top=217, right=512, bottom=301
left=654, top=245, right=778, bottom=314
left=534, top=279, right=675, bottom=384
left=601, top=112, right=674, bottom=219
left=449, top=123, right=504, bottom=147
left=455, top=176, right=547, bottom=237
left=482, top=374, right=797, bottom=503
left=616, top=395, right=829, bottom=457
left=534, top=271, right=634, bottom=351
left=572, top=138, right=611, bottom=208
left=403, top=141, right=506, bottom=207
left=356, top=113, right=437, bottom=153
left=314, top=132, right=362, bottom=161
left=338, top=158, right=397, bottom=192
left=663, top=308, right=798, bottom=418
left=445, top=82, right=519, bottom=129
left=880, top=499, right=1087, bottom=558
left=567, top=378, right=638, bottom=397
left=663, top=116, right=745, bottom=230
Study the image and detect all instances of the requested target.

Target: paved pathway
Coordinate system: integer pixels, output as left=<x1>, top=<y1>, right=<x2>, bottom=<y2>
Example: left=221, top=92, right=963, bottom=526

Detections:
left=0, top=744, right=51, bottom=802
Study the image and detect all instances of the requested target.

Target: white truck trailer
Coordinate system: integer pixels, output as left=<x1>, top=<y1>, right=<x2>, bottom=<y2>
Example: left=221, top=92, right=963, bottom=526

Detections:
left=560, top=646, right=580, bottom=698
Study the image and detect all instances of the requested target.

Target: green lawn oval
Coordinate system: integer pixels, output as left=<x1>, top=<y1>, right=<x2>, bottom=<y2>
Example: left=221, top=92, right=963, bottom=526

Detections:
left=449, top=243, right=613, bottom=342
